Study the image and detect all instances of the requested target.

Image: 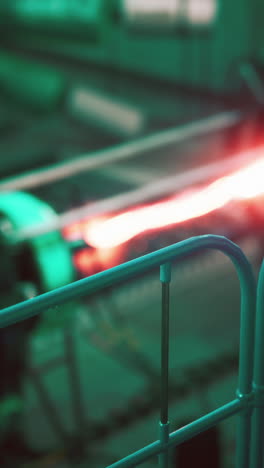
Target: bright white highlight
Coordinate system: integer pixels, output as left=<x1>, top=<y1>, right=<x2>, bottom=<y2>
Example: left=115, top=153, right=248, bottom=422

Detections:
left=84, top=158, right=264, bottom=249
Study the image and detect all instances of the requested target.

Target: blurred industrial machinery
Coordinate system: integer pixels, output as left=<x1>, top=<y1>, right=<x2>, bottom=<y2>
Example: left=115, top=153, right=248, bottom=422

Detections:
left=0, top=1, right=263, bottom=467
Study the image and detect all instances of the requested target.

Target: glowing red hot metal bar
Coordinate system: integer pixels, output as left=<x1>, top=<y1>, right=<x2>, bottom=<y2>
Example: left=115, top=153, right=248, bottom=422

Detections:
left=76, top=157, right=264, bottom=249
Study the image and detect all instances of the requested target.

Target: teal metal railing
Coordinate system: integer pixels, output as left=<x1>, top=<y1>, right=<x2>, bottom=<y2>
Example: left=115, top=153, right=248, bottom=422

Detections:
left=0, top=234, right=263, bottom=468
left=251, top=259, right=264, bottom=467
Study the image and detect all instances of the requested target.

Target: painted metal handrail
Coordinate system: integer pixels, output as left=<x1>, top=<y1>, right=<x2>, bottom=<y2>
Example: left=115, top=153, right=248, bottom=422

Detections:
left=0, top=235, right=260, bottom=467
left=250, top=260, right=264, bottom=467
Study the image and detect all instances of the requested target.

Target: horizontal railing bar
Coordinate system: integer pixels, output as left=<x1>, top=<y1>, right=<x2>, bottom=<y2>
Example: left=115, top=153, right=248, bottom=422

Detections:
left=106, top=398, right=246, bottom=468
left=168, top=398, right=252, bottom=447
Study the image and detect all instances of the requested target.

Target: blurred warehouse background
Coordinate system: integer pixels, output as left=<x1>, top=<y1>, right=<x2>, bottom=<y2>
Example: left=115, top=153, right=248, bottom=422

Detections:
left=0, top=1, right=263, bottom=467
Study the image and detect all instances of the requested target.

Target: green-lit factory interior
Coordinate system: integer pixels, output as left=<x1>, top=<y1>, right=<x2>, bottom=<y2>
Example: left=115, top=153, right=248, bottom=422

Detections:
left=0, top=1, right=264, bottom=467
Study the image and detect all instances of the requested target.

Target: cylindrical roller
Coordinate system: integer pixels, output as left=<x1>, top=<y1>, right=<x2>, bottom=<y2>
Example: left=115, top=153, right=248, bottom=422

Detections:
left=0, top=192, right=75, bottom=331
left=0, top=192, right=74, bottom=292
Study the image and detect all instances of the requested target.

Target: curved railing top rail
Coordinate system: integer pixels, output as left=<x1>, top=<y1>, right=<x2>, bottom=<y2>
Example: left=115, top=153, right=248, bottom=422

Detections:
left=0, top=234, right=255, bottom=327
left=0, top=234, right=258, bottom=468
left=0, top=234, right=256, bottom=394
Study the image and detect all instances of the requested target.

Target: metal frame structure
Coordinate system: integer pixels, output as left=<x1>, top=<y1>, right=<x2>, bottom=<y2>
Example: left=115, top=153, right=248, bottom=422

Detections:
left=0, top=234, right=263, bottom=467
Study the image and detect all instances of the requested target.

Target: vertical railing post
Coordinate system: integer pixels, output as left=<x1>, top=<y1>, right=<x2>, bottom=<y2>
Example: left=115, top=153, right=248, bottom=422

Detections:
left=159, top=262, right=172, bottom=468
left=250, top=260, right=264, bottom=468
left=234, top=251, right=256, bottom=468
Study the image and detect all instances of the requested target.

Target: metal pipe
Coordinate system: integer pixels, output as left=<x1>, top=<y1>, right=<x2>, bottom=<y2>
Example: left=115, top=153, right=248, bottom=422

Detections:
left=250, top=259, right=264, bottom=468
left=0, top=110, right=242, bottom=193
left=160, top=263, right=172, bottom=425
left=15, top=143, right=263, bottom=243
left=160, top=282, right=170, bottom=425
left=159, top=263, right=172, bottom=468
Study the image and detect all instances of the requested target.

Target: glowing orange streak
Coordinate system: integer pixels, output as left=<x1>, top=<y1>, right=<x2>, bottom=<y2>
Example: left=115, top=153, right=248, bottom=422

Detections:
left=83, top=158, right=264, bottom=249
